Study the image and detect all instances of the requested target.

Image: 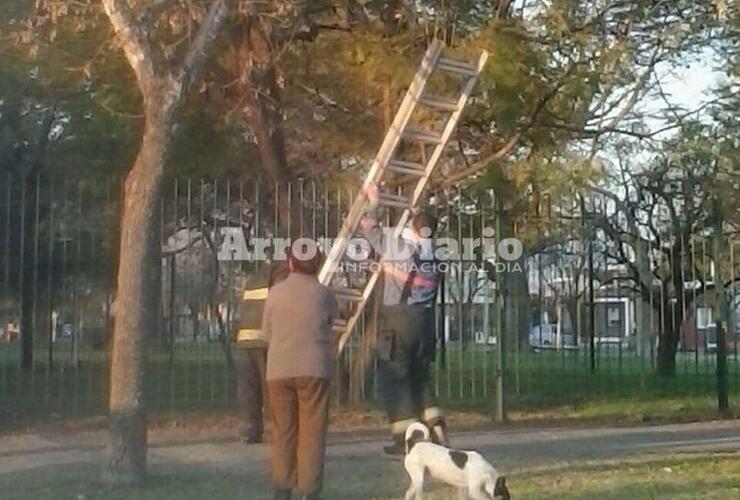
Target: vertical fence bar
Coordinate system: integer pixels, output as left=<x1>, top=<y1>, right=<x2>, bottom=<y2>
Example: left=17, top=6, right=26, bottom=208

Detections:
left=481, top=193, right=488, bottom=399
left=45, top=175, right=55, bottom=411
left=210, top=180, right=219, bottom=402
left=2, top=173, right=11, bottom=400
left=19, top=174, right=28, bottom=373
left=198, top=180, right=205, bottom=402
left=493, top=194, right=505, bottom=421
left=30, top=173, right=41, bottom=402
left=168, top=180, right=176, bottom=411
left=648, top=238, right=655, bottom=371
left=445, top=196, right=452, bottom=399
left=433, top=198, right=441, bottom=398
left=185, top=178, right=193, bottom=407
left=731, top=238, right=738, bottom=376
left=701, top=238, right=708, bottom=375
left=585, top=195, right=596, bottom=374
left=70, top=181, right=81, bottom=415
left=158, top=190, right=166, bottom=412
left=691, top=235, right=699, bottom=372
left=472, top=207, right=480, bottom=401
left=456, top=196, right=463, bottom=400
left=225, top=179, right=232, bottom=403
left=57, top=178, right=68, bottom=413
left=680, top=233, right=688, bottom=376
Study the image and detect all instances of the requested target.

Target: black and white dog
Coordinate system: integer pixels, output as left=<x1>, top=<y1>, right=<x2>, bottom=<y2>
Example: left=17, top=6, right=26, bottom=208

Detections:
left=403, top=423, right=510, bottom=500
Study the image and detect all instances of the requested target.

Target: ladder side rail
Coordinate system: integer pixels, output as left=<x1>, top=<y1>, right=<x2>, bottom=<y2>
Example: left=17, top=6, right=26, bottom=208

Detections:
left=336, top=270, right=381, bottom=353
left=337, top=50, right=489, bottom=354
left=395, top=50, right=490, bottom=236
left=318, top=41, right=444, bottom=285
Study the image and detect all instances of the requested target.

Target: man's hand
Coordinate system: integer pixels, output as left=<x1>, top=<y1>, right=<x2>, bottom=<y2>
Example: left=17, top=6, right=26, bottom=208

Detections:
left=362, top=181, right=379, bottom=205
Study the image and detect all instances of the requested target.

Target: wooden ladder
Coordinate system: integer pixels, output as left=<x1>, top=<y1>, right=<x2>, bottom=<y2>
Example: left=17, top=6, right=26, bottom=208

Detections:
left=318, top=39, right=488, bottom=353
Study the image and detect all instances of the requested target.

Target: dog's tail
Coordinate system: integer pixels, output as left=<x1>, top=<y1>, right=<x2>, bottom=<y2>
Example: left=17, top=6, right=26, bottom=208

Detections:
left=404, top=422, right=431, bottom=454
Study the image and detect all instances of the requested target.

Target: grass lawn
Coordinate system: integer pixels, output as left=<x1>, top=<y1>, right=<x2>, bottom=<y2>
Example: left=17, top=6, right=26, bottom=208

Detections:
left=2, top=340, right=738, bottom=431
left=2, top=453, right=739, bottom=499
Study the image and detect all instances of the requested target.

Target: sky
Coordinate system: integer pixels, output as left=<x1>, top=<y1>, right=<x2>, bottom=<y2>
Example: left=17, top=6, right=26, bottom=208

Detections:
left=642, top=54, right=723, bottom=128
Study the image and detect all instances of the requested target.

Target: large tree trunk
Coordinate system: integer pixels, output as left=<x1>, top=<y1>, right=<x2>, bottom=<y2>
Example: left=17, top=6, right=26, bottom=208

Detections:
left=100, top=0, right=228, bottom=485
left=656, top=296, right=679, bottom=377
left=656, top=289, right=684, bottom=377
left=105, top=105, right=173, bottom=483
left=656, top=243, right=687, bottom=377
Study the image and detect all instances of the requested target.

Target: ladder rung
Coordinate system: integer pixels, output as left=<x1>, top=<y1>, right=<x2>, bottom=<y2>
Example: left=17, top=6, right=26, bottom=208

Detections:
left=388, top=159, right=426, bottom=176
left=419, top=94, right=460, bottom=112
left=332, top=318, right=348, bottom=332
left=378, top=192, right=411, bottom=208
left=403, top=127, right=443, bottom=145
left=331, top=287, right=364, bottom=301
left=437, top=57, right=479, bottom=77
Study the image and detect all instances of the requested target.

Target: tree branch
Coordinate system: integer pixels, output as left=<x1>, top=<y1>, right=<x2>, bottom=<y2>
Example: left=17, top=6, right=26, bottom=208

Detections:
left=438, top=63, right=577, bottom=188
left=140, top=0, right=179, bottom=27
left=177, top=0, right=230, bottom=93
left=100, top=0, right=158, bottom=88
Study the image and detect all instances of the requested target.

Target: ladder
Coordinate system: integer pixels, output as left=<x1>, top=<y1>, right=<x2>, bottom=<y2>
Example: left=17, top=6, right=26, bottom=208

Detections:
left=318, top=39, right=488, bottom=353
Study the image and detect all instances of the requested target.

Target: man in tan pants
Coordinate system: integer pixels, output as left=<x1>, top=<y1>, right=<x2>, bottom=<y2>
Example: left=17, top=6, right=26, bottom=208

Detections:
left=262, top=248, right=336, bottom=500
left=268, top=378, right=331, bottom=499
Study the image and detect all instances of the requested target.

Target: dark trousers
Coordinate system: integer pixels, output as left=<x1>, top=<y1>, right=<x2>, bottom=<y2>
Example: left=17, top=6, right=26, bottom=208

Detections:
left=377, top=304, right=442, bottom=437
left=268, top=377, right=331, bottom=496
left=234, top=346, right=268, bottom=440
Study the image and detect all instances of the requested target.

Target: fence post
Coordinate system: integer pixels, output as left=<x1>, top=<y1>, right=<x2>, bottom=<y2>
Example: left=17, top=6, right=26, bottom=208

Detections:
left=493, top=209, right=505, bottom=422
left=713, top=206, right=730, bottom=414
left=587, top=226, right=596, bottom=371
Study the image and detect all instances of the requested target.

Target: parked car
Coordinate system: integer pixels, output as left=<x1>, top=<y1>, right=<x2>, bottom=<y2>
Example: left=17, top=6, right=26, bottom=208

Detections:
left=528, top=324, right=574, bottom=349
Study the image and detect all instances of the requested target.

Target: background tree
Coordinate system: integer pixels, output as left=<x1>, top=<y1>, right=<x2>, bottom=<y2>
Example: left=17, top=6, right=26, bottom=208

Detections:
left=56, top=0, right=231, bottom=483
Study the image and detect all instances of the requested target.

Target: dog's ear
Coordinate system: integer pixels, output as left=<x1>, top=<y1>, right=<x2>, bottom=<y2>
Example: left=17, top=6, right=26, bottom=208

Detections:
left=406, top=429, right=426, bottom=452
left=494, top=476, right=510, bottom=500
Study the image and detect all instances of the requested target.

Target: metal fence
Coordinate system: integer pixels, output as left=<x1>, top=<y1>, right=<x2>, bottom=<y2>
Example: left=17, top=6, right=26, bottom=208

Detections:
left=1, top=173, right=738, bottom=427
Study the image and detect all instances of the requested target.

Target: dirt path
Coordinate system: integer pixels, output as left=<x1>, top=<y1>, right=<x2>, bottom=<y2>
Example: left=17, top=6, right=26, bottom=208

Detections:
left=2, top=420, right=740, bottom=498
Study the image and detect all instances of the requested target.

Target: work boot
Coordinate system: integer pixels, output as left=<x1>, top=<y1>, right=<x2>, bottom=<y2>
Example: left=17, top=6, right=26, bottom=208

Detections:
left=241, top=431, right=263, bottom=444
left=430, top=421, right=449, bottom=447
left=273, top=490, right=292, bottom=500
left=383, top=435, right=406, bottom=457
left=241, top=424, right=263, bottom=444
left=242, top=435, right=263, bottom=445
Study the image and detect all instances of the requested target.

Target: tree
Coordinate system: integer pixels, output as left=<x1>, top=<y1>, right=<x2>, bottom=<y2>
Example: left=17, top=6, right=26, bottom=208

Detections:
left=586, top=122, right=734, bottom=376
left=94, top=0, right=230, bottom=483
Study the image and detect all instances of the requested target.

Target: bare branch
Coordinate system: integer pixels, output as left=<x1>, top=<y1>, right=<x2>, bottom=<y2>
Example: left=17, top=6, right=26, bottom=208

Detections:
left=177, top=0, right=230, bottom=93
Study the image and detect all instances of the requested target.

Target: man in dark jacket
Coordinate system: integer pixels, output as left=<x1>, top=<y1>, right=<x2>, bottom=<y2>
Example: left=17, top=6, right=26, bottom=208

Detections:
left=361, top=182, right=446, bottom=456
left=233, top=261, right=288, bottom=444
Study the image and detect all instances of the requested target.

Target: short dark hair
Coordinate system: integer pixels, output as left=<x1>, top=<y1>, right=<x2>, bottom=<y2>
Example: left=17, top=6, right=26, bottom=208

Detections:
left=287, top=244, right=324, bottom=275
left=268, top=261, right=290, bottom=287
left=412, top=211, right=437, bottom=238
